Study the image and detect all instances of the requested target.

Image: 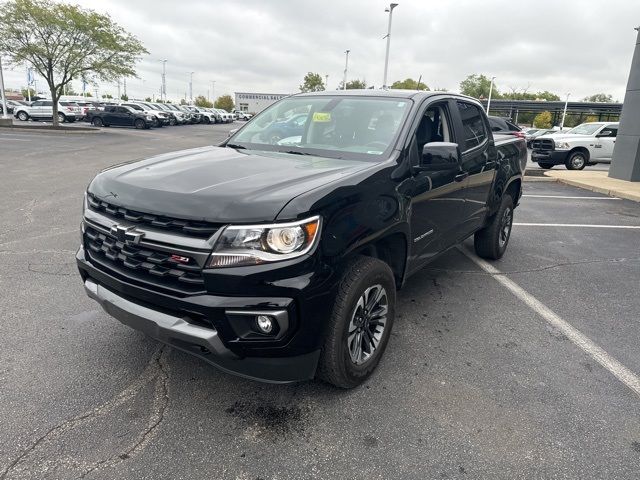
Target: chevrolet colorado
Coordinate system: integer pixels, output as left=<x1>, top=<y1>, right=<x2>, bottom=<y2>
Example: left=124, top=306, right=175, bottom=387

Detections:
left=77, top=91, right=526, bottom=388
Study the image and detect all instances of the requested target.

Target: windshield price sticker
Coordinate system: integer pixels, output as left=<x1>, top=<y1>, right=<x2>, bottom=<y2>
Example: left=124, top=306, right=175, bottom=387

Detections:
left=312, top=112, right=332, bottom=122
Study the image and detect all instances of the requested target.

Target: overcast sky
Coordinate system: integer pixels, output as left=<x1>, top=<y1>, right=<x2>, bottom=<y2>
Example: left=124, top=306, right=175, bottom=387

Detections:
left=3, top=0, right=639, bottom=102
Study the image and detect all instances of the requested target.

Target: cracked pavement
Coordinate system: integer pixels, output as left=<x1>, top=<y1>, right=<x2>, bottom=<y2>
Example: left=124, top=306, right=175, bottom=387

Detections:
left=1, top=126, right=640, bottom=479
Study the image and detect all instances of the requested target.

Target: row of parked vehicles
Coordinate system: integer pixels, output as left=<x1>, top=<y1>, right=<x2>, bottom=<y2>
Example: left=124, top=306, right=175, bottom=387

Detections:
left=8, top=98, right=252, bottom=129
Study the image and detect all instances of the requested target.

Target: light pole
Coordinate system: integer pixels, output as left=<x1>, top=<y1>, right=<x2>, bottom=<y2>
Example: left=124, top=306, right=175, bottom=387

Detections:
left=210, top=80, right=215, bottom=102
left=159, top=59, right=167, bottom=102
left=382, top=3, right=398, bottom=89
left=560, top=92, right=571, bottom=130
left=0, top=57, right=8, bottom=120
left=343, top=50, right=350, bottom=90
left=188, top=71, right=194, bottom=103
left=486, top=76, right=496, bottom=114
left=325, top=74, right=329, bottom=90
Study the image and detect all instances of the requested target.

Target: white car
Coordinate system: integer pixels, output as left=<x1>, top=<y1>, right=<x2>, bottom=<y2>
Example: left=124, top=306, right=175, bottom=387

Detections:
left=14, top=100, right=79, bottom=123
left=531, top=122, right=619, bottom=170
left=233, top=110, right=252, bottom=121
left=214, top=108, right=234, bottom=123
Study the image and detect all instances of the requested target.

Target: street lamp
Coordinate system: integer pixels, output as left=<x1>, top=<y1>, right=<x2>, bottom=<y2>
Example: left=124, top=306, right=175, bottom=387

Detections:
left=210, top=80, right=215, bottom=102
left=0, top=56, right=8, bottom=120
left=159, top=59, right=167, bottom=101
left=560, top=92, right=571, bottom=130
left=188, top=71, right=194, bottom=103
left=486, top=76, right=496, bottom=114
left=382, top=3, right=398, bottom=89
left=343, top=50, right=350, bottom=90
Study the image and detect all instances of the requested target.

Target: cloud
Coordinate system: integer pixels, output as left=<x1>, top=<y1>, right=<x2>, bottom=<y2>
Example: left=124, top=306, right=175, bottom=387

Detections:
left=2, top=0, right=638, bottom=102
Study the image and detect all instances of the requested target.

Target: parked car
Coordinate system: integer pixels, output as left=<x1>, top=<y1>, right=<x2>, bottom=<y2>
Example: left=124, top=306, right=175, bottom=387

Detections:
left=129, top=102, right=171, bottom=127
left=487, top=116, right=525, bottom=139
left=531, top=122, right=619, bottom=170
left=155, top=103, right=186, bottom=125
left=88, top=105, right=153, bottom=129
left=214, top=108, right=234, bottom=123
left=233, top=110, right=252, bottom=121
left=261, top=112, right=308, bottom=144
left=77, top=90, right=526, bottom=388
left=186, top=106, right=217, bottom=124
left=0, top=99, right=16, bottom=115
left=13, top=100, right=77, bottom=123
left=204, top=108, right=223, bottom=123
left=525, top=128, right=557, bottom=148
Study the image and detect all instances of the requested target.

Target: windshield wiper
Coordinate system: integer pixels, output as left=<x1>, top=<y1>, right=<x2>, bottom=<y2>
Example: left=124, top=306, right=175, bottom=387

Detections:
left=280, top=150, right=312, bottom=156
left=226, top=143, right=246, bottom=150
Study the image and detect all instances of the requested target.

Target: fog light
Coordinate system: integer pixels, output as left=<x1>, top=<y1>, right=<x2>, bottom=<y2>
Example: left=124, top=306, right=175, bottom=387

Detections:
left=256, top=315, right=274, bottom=334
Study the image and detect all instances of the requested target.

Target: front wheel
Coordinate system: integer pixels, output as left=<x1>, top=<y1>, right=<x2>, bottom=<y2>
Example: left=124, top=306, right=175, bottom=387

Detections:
left=57, top=113, right=66, bottom=123
left=17, top=111, right=29, bottom=121
left=317, top=256, right=396, bottom=389
left=134, top=119, right=145, bottom=129
left=474, top=193, right=514, bottom=260
left=537, top=163, right=553, bottom=169
left=566, top=151, right=587, bottom=170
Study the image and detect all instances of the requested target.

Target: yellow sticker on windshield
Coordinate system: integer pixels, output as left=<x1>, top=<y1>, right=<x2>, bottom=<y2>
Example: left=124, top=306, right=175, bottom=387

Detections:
left=312, top=112, right=331, bottom=122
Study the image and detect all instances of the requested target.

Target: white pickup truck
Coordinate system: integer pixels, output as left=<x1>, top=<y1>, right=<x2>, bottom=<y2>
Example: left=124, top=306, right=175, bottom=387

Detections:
left=531, top=122, right=618, bottom=170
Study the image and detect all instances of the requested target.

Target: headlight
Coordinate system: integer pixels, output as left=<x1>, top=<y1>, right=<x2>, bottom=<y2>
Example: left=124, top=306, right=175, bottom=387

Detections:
left=146, top=115, right=154, bottom=120
left=555, top=142, right=571, bottom=150
left=208, top=216, right=321, bottom=267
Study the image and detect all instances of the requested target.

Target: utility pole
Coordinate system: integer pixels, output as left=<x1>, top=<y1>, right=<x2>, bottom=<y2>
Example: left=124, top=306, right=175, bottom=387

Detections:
left=0, top=57, right=9, bottom=120
left=26, top=67, right=33, bottom=102
left=560, top=92, right=571, bottom=130
left=159, top=59, right=167, bottom=102
left=123, top=78, right=127, bottom=97
left=416, top=74, right=422, bottom=90
left=486, top=76, right=496, bottom=114
left=382, top=3, right=398, bottom=89
left=325, top=74, right=329, bottom=90
left=188, top=71, right=194, bottom=103
left=117, top=78, right=121, bottom=99
left=210, top=80, right=215, bottom=102
left=343, top=50, right=350, bottom=90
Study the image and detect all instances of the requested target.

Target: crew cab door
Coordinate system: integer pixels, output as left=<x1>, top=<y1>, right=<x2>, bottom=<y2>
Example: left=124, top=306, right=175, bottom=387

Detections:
left=404, top=99, right=468, bottom=270
left=452, top=101, right=497, bottom=235
left=594, top=124, right=618, bottom=160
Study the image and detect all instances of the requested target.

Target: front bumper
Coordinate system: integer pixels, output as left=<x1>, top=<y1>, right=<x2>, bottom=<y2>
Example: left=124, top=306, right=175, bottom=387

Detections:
left=531, top=150, right=569, bottom=165
left=76, top=244, right=332, bottom=383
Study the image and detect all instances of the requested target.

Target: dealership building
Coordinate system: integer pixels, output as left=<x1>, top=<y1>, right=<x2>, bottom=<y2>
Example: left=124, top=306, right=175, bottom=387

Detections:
left=235, top=92, right=290, bottom=113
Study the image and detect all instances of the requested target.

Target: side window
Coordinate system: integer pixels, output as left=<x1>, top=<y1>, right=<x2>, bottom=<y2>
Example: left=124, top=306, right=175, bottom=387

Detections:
left=601, top=126, right=618, bottom=138
left=506, top=121, right=520, bottom=132
left=457, top=102, right=488, bottom=151
left=43, top=101, right=53, bottom=107
left=116, top=107, right=128, bottom=114
left=105, top=106, right=115, bottom=113
left=31, top=101, right=42, bottom=107
left=411, top=103, right=453, bottom=165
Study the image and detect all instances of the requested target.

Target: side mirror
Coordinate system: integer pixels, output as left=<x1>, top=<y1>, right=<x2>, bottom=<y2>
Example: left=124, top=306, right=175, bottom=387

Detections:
left=418, top=142, right=461, bottom=171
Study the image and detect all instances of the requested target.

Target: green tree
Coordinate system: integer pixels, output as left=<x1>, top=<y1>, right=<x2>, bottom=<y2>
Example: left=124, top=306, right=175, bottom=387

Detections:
left=390, top=78, right=429, bottom=90
left=120, top=93, right=129, bottom=101
left=101, top=93, right=113, bottom=99
left=533, top=111, right=553, bottom=128
left=194, top=95, right=213, bottom=108
left=179, top=98, right=187, bottom=105
left=583, top=93, right=613, bottom=103
left=345, top=79, right=367, bottom=89
left=536, top=91, right=560, bottom=101
left=459, top=74, right=497, bottom=99
left=21, top=87, right=36, bottom=99
left=214, top=94, right=234, bottom=112
left=145, top=97, right=153, bottom=102
left=85, top=92, right=92, bottom=97
left=299, top=72, right=324, bottom=92
left=0, top=0, right=147, bottom=126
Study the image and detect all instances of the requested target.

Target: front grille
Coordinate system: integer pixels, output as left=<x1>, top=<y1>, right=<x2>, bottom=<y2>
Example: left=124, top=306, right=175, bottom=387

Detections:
left=87, top=193, right=219, bottom=238
left=84, top=225, right=205, bottom=293
left=532, top=138, right=554, bottom=151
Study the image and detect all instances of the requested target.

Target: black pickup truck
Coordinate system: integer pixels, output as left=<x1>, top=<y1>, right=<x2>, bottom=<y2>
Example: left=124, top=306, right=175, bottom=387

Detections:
left=77, top=91, right=526, bottom=388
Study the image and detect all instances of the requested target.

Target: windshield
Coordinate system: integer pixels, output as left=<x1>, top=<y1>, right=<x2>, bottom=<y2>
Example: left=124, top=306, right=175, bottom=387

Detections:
left=230, top=95, right=411, bottom=160
left=567, top=123, right=602, bottom=135
left=126, top=104, right=144, bottom=111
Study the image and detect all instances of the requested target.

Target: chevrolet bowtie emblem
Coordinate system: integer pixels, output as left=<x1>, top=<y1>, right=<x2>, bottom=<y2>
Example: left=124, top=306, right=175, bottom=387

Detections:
left=110, top=224, right=144, bottom=245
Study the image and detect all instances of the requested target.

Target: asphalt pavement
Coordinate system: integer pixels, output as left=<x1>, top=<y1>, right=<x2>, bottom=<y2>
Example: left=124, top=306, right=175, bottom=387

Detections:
left=1, top=124, right=639, bottom=480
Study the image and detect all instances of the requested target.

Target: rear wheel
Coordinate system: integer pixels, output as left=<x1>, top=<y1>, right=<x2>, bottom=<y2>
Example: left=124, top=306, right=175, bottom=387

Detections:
left=566, top=151, right=587, bottom=170
left=134, top=119, right=145, bottom=129
left=474, top=193, right=514, bottom=260
left=317, top=256, right=396, bottom=388
left=17, top=111, right=29, bottom=121
left=204, top=116, right=211, bottom=124
left=57, top=113, right=66, bottom=123
left=92, top=117, right=103, bottom=127
left=537, top=163, right=553, bottom=169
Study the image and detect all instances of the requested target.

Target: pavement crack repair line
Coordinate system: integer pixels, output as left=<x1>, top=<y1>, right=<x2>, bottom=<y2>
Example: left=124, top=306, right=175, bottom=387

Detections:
left=460, top=246, right=640, bottom=399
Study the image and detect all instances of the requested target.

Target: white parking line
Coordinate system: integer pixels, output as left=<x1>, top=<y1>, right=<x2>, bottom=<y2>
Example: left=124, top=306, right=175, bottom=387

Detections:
left=460, top=247, right=640, bottom=399
left=523, top=194, right=620, bottom=200
left=514, top=223, right=640, bottom=229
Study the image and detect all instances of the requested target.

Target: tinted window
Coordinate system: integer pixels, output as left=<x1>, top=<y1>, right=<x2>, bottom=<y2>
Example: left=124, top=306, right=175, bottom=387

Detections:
left=506, top=121, right=521, bottom=132
left=31, top=101, right=42, bottom=106
left=601, top=126, right=618, bottom=138
left=42, top=101, right=53, bottom=107
left=105, top=106, right=116, bottom=112
left=457, top=102, right=487, bottom=150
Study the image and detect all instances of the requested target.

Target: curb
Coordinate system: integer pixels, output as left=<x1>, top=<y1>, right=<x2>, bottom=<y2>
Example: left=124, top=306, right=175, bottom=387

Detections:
left=0, top=125, right=101, bottom=134
left=550, top=177, right=640, bottom=202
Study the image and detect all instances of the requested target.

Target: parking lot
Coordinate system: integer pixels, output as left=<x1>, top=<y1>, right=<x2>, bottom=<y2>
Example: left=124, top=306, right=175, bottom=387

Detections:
left=1, top=125, right=640, bottom=479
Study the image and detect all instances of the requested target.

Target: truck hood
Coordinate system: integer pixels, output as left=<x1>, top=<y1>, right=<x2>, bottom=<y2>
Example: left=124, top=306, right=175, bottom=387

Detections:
left=537, top=133, right=588, bottom=142
left=88, top=146, right=370, bottom=223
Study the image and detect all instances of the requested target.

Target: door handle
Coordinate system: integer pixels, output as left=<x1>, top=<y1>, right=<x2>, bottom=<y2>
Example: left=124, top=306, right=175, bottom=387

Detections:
left=454, top=172, right=469, bottom=182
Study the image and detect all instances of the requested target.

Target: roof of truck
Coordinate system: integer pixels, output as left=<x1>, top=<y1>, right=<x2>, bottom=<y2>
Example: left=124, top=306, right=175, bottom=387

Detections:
left=294, top=89, right=473, bottom=101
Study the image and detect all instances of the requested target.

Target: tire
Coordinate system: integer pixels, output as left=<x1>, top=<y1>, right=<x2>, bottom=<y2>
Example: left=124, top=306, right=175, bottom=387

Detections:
left=474, top=193, right=514, bottom=260
left=68, top=118, right=76, bottom=123
left=204, top=116, right=211, bottom=124
left=537, top=163, right=553, bottom=169
left=566, top=150, right=587, bottom=170
left=152, top=117, right=160, bottom=128
left=169, top=117, right=177, bottom=126
left=57, top=113, right=66, bottom=123
left=92, top=117, right=103, bottom=127
left=134, top=119, right=145, bottom=129
left=317, top=256, right=396, bottom=389
left=17, top=111, right=29, bottom=121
